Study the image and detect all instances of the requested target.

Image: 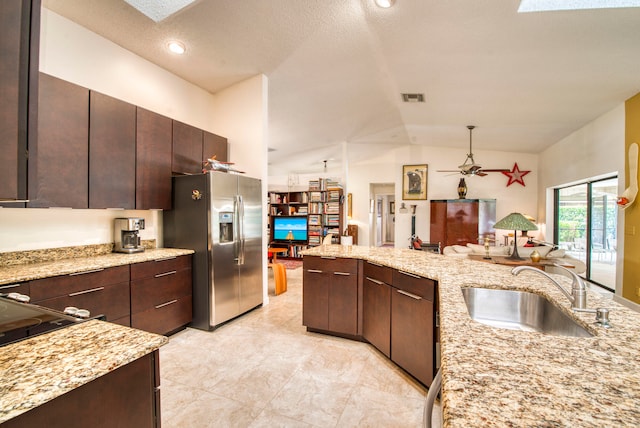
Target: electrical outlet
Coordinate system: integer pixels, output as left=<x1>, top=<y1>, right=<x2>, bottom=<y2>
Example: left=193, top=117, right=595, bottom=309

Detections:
left=625, top=226, right=636, bottom=236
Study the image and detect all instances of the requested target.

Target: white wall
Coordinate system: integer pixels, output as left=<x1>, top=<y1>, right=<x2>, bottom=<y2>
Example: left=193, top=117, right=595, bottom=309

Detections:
left=539, top=104, right=625, bottom=293
left=0, top=9, right=268, bottom=262
left=347, top=144, right=539, bottom=247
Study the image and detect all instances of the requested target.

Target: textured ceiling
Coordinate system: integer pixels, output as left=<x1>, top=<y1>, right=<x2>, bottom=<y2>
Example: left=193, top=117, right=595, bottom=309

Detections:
left=43, top=0, right=640, bottom=175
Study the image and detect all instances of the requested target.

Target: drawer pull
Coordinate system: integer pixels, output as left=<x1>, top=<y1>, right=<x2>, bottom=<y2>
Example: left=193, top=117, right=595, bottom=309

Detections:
left=334, top=272, right=351, bottom=276
left=155, top=299, right=178, bottom=309
left=69, top=286, right=105, bottom=297
left=307, top=269, right=323, bottom=273
left=397, top=289, right=422, bottom=300
left=155, top=270, right=177, bottom=278
left=398, top=270, right=421, bottom=279
left=366, top=277, right=384, bottom=285
left=70, top=268, right=104, bottom=276
left=320, top=256, right=336, bottom=260
left=0, top=284, right=21, bottom=290
left=155, top=257, right=177, bottom=262
left=367, top=261, right=383, bottom=267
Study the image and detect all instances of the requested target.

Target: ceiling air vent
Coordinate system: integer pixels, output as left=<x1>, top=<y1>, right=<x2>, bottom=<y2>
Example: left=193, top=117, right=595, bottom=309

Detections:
left=401, top=93, right=425, bottom=103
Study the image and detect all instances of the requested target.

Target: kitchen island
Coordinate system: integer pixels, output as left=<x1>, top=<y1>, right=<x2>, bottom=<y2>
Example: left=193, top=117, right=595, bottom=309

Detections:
left=0, top=319, right=167, bottom=426
left=302, top=245, right=640, bottom=427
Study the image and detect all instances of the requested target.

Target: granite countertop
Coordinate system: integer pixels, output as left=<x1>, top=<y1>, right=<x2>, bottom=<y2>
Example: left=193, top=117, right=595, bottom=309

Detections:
left=0, top=247, right=194, bottom=286
left=0, top=319, right=168, bottom=423
left=303, top=245, right=640, bottom=427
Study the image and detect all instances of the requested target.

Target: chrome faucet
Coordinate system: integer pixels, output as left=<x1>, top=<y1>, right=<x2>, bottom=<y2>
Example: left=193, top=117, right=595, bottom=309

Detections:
left=511, top=265, right=587, bottom=309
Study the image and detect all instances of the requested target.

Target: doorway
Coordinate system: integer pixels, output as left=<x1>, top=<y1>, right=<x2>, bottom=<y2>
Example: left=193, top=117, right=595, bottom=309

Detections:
left=370, top=183, right=395, bottom=247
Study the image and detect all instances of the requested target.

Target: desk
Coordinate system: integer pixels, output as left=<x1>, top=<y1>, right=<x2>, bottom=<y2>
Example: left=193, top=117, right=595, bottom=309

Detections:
left=269, top=247, right=289, bottom=262
left=468, top=254, right=574, bottom=271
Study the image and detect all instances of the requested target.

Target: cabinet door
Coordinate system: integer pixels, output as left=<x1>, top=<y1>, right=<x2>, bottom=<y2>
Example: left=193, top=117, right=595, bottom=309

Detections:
left=429, top=201, right=447, bottom=247
left=302, top=257, right=329, bottom=330
left=28, top=73, right=89, bottom=208
left=89, top=91, right=136, bottom=208
left=172, top=120, right=204, bottom=174
left=136, top=107, right=172, bottom=210
left=203, top=131, right=228, bottom=162
left=362, top=275, right=391, bottom=357
left=446, top=201, right=479, bottom=246
left=328, top=260, right=358, bottom=335
left=391, top=289, right=434, bottom=386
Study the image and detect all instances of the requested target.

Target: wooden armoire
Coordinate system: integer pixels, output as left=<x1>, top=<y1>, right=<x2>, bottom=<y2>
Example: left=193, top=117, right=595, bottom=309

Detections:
left=430, top=199, right=496, bottom=248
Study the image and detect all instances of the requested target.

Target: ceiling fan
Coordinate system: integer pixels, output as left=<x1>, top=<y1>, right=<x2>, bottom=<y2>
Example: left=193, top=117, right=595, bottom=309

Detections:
left=437, top=125, right=510, bottom=177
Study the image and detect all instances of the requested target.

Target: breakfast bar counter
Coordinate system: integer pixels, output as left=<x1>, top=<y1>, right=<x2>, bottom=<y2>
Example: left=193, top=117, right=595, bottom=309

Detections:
left=302, top=245, right=640, bottom=427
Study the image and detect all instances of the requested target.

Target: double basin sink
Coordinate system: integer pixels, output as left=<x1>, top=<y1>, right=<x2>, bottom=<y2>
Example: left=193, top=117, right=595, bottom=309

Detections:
left=461, top=287, right=592, bottom=338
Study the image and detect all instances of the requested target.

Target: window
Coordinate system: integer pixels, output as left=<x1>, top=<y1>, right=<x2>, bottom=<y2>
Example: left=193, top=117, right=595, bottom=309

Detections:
left=554, top=177, right=617, bottom=290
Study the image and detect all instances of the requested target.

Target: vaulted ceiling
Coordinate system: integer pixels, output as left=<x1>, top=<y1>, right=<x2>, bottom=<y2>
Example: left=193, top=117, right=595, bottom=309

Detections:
left=43, top=0, right=640, bottom=175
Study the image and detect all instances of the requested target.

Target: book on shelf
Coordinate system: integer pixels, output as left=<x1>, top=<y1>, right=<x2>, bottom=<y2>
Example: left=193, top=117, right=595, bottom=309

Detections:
left=308, top=236, right=321, bottom=246
left=309, top=191, right=325, bottom=202
left=308, top=214, right=322, bottom=226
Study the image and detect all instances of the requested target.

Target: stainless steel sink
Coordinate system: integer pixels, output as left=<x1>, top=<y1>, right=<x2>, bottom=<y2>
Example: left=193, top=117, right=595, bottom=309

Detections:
left=461, top=287, right=593, bottom=337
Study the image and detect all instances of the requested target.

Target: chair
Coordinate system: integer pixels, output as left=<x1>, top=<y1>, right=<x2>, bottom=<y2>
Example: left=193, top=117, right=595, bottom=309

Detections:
left=269, top=262, right=287, bottom=295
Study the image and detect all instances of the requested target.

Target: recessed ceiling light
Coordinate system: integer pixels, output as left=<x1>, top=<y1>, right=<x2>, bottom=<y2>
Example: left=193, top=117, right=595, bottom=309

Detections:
left=375, top=0, right=396, bottom=8
left=518, top=0, right=640, bottom=12
left=168, top=41, right=186, bottom=55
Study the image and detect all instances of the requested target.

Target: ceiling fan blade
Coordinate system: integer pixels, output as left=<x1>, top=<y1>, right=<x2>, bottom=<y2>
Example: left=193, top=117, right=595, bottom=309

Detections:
left=479, top=168, right=511, bottom=172
left=476, top=171, right=488, bottom=177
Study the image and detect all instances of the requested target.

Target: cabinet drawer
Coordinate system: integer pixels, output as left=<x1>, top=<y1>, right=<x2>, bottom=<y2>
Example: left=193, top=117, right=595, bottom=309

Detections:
left=34, top=281, right=130, bottom=322
left=392, top=270, right=436, bottom=301
left=304, top=256, right=358, bottom=274
left=364, top=261, right=392, bottom=284
left=131, top=268, right=191, bottom=313
left=130, top=255, right=191, bottom=280
left=0, top=282, right=30, bottom=296
left=131, top=295, right=192, bottom=335
left=29, top=265, right=130, bottom=301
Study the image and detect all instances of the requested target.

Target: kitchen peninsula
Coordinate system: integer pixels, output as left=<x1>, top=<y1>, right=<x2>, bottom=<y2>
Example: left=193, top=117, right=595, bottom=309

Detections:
left=302, top=245, right=640, bottom=426
left=0, top=244, right=194, bottom=426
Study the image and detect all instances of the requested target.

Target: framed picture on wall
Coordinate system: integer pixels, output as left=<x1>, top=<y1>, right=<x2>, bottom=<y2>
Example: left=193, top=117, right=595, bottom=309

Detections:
left=402, top=164, right=428, bottom=200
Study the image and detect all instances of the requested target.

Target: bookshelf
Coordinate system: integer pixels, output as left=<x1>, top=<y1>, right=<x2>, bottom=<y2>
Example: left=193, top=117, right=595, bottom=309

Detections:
left=307, top=179, right=344, bottom=246
left=268, top=190, right=309, bottom=259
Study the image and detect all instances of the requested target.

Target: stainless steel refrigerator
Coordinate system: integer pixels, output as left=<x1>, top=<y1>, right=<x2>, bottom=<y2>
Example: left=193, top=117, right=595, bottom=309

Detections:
left=164, top=172, right=263, bottom=330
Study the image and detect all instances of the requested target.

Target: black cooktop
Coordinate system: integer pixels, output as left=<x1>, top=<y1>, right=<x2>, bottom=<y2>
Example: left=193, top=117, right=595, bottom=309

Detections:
left=0, top=296, right=85, bottom=347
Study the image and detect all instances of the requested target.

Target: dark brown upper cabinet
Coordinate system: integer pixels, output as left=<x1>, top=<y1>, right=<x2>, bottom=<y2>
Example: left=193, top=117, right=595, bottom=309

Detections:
left=89, top=91, right=136, bottom=209
left=172, top=120, right=204, bottom=175
left=28, top=73, right=89, bottom=208
left=203, top=131, right=228, bottom=164
left=0, top=0, right=40, bottom=206
left=136, top=107, right=172, bottom=210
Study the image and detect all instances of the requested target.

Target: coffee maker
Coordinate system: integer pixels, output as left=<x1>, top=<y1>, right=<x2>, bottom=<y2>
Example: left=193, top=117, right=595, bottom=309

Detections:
left=113, top=217, right=145, bottom=253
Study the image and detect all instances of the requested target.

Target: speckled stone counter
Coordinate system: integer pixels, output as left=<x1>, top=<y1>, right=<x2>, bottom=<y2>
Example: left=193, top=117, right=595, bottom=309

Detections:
left=302, top=245, right=640, bottom=427
left=0, top=319, right=168, bottom=423
left=0, top=247, right=194, bottom=286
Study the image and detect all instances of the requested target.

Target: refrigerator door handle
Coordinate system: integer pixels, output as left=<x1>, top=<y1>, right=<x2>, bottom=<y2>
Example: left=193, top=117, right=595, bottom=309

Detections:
left=235, top=194, right=245, bottom=265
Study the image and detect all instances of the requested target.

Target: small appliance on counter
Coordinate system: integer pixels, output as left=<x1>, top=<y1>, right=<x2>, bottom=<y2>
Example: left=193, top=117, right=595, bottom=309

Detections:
left=113, top=217, right=145, bottom=253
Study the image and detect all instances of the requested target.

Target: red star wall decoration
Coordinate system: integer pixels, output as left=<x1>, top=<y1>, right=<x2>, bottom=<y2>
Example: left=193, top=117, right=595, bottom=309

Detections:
left=502, top=162, right=531, bottom=187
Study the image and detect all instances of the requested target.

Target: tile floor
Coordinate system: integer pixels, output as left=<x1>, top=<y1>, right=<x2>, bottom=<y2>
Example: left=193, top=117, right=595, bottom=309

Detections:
left=160, top=267, right=441, bottom=427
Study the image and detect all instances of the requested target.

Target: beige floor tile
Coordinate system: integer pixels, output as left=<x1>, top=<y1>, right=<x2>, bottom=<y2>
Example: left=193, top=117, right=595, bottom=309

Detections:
left=160, top=266, right=437, bottom=427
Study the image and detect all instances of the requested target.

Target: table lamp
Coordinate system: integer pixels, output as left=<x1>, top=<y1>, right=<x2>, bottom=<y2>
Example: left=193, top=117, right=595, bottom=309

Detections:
left=493, top=213, right=538, bottom=260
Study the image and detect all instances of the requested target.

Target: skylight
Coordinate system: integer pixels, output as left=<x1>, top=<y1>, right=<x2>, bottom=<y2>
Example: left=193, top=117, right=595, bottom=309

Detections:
left=124, top=0, right=197, bottom=22
left=518, top=0, right=640, bottom=12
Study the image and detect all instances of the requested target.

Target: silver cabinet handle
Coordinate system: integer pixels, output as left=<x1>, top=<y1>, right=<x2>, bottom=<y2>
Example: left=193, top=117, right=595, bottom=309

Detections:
left=307, top=269, right=323, bottom=273
left=398, top=270, right=421, bottom=279
left=155, top=270, right=177, bottom=278
left=321, top=256, right=336, bottom=260
left=70, top=268, right=104, bottom=276
left=69, top=286, right=105, bottom=297
left=334, top=272, right=351, bottom=276
left=155, top=257, right=176, bottom=262
left=365, top=277, right=384, bottom=285
left=397, top=289, right=422, bottom=300
left=155, top=299, right=178, bottom=309
left=367, top=261, right=383, bottom=267
left=0, top=284, right=21, bottom=290
left=423, top=368, right=442, bottom=428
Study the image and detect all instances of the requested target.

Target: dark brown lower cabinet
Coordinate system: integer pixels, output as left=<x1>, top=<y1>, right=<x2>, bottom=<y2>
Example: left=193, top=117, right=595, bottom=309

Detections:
left=2, top=350, right=161, bottom=428
left=130, top=255, right=193, bottom=335
left=362, top=262, right=392, bottom=357
left=302, top=256, right=359, bottom=336
left=391, top=270, right=436, bottom=386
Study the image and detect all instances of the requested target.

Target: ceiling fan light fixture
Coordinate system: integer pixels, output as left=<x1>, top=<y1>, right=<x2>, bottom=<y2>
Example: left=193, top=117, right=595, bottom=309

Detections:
left=375, top=0, right=396, bottom=8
